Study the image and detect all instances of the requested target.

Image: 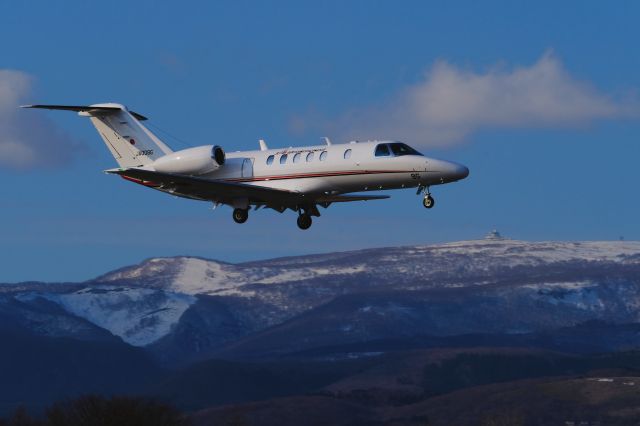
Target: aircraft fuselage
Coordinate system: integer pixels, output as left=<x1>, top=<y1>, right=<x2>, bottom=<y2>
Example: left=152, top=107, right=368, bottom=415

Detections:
left=210, top=140, right=468, bottom=196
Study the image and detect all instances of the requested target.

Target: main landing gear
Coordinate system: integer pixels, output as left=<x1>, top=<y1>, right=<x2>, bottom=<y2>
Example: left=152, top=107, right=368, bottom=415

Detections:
left=232, top=206, right=314, bottom=230
left=418, top=185, right=435, bottom=209
left=232, top=208, right=248, bottom=224
left=297, top=213, right=312, bottom=230
left=296, top=205, right=318, bottom=230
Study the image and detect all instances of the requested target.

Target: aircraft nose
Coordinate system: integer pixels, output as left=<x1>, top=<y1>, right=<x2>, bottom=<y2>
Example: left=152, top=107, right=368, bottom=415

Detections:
left=455, top=163, right=469, bottom=180
left=444, top=161, right=469, bottom=181
left=425, top=158, right=469, bottom=183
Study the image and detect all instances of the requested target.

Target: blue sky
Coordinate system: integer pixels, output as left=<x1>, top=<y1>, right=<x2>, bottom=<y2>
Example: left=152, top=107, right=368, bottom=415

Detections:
left=1, top=1, right=639, bottom=282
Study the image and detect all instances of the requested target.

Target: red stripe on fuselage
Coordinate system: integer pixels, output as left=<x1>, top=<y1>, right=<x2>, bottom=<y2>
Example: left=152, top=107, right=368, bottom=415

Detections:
left=120, top=175, right=161, bottom=188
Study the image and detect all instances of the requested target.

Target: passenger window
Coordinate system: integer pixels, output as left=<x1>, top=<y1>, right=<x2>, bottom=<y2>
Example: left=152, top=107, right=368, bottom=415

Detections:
left=266, top=155, right=274, bottom=165
left=293, top=153, right=301, bottom=163
left=280, top=154, right=288, bottom=164
left=344, top=149, right=352, bottom=159
left=319, top=151, right=328, bottom=161
left=375, top=144, right=390, bottom=157
left=306, top=152, right=314, bottom=162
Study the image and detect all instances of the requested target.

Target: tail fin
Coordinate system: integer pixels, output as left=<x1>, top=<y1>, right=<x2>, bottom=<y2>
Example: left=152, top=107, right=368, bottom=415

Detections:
left=21, top=103, right=173, bottom=168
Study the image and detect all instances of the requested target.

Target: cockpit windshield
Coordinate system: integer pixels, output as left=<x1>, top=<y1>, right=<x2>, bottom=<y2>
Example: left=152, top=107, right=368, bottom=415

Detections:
left=389, top=142, right=423, bottom=156
left=375, top=144, right=390, bottom=157
left=375, top=142, right=422, bottom=157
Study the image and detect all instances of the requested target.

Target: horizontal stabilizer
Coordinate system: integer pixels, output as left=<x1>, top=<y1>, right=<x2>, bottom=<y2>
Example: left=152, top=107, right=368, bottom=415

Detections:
left=22, top=102, right=174, bottom=168
left=21, top=104, right=148, bottom=121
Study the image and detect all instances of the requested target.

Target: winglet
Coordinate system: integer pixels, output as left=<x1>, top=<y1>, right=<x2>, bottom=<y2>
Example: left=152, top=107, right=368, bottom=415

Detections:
left=259, top=139, right=268, bottom=151
left=322, top=137, right=332, bottom=146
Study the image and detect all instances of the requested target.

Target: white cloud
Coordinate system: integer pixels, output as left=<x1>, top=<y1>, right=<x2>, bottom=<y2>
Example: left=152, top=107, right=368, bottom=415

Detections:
left=0, top=70, right=79, bottom=170
left=301, top=51, right=638, bottom=146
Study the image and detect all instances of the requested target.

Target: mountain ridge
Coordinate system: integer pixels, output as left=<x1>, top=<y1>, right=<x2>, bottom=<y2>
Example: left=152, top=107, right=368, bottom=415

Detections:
left=1, top=239, right=639, bottom=363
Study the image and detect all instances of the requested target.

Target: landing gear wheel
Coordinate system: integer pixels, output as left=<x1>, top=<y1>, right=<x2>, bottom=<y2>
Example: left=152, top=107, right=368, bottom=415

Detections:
left=232, top=208, right=248, bottom=224
left=423, top=195, right=435, bottom=209
left=297, top=214, right=312, bottom=230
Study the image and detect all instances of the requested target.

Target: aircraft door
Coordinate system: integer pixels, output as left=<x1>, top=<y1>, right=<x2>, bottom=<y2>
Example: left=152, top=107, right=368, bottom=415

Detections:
left=242, top=158, right=254, bottom=178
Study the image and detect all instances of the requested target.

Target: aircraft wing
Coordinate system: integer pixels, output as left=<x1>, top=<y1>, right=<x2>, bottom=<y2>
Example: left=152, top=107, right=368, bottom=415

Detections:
left=108, top=168, right=390, bottom=209
left=108, top=168, right=305, bottom=206
left=315, top=194, right=390, bottom=203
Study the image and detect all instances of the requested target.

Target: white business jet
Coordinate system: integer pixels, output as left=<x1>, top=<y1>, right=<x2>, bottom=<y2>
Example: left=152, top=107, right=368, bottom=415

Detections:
left=23, top=103, right=469, bottom=230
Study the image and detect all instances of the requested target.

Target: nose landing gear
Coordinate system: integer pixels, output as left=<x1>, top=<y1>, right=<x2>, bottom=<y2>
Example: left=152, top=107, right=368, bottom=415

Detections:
left=423, top=194, right=435, bottom=209
left=418, top=185, right=435, bottom=209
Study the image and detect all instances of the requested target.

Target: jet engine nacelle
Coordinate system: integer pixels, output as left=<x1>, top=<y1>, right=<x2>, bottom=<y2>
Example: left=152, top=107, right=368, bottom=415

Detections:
left=152, top=145, right=225, bottom=175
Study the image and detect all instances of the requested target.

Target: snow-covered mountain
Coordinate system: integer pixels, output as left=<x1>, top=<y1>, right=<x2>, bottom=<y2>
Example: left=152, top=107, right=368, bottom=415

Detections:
left=95, top=240, right=640, bottom=295
left=2, top=239, right=640, bottom=364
